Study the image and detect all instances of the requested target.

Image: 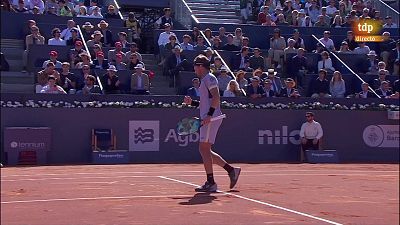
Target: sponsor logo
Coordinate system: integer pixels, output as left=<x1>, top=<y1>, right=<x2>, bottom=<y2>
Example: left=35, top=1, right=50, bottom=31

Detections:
left=164, top=129, right=199, bottom=147
left=129, top=121, right=160, bottom=151
left=98, top=153, right=125, bottom=159
left=352, top=19, right=383, bottom=42
left=10, top=141, right=46, bottom=149
left=363, top=125, right=399, bottom=148
left=258, top=126, right=300, bottom=145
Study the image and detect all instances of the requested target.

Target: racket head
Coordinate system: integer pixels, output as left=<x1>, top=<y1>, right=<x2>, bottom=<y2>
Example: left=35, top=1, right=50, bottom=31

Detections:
left=176, top=117, right=201, bottom=135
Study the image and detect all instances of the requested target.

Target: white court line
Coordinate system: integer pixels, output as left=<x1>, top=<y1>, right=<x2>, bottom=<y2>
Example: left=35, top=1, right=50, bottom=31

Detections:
left=158, top=176, right=344, bottom=225
left=2, top=173, right=396, bottom=182
left=1, top=193, right=226, bottom=204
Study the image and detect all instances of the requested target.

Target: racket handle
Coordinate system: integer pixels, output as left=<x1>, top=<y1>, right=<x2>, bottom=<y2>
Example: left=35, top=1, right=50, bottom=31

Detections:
left=210, top=114, right=226, bottom=122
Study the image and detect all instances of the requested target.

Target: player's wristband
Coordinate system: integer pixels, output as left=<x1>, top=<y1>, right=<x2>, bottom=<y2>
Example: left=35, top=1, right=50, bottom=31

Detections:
left=207, top=107, right=215, bottom=116
left=190, top=100, right=200, bottom=107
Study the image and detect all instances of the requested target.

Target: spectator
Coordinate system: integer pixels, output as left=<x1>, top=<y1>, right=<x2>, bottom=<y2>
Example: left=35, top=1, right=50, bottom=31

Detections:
left=125, top=43, right=142, bottom=63
left=275, top=13, right=288, bottom=25
left=164, top=35, right=180, bottom=53
left=60, top=20, right=78, bottom=41
left=329, top=71, right=345, bottom=98
left=59, top=0, right=73, bottom=16
left=249, top=48, right=265, bottom=71
left=283, top=0, right=295, bottom=20
left=190, top=27, right=200, bottom=44
left=210, top=57, right=223, bottom=74
left=325, top=0, right=337, bottom=16
left=216, top=27, right=228, bottom=45
left=300, top=112, right=323, bottom=161
left=131, top=64, right=150, bottom=95
left=181, top=35, right=194, bottom=50
left=241, top=37, right=252, bottom=52
left=288, top=9, right=299, bottom=26
left=378, top=32, right=396, bottom=66
left=280, top=78, right=300, bottom=98
left=268, top=28, right=286, bottom=69
left=331, top=15, right=343, bottom=27
left=389, top=40, right=399, bottom=76
left=14, top=0, right=29, bottom=13
left=375, top=81, right=393, bottom=98
left=303, top=16, right=313, bottom=27
left=75, top=64, right=92, bottom=90
left=262, top=14, right=277, bottom=26
left=262, top=79, right=276, bottom=97
left=92, top=44, right=103, bottom=58
left=372, top=70, right=390, bottom=90
left=223, top=80, right=244, bottom=97
left=338, top=41, right=351, bottom=53
left=23, top=25, right=45, bottom=70
left=310, top=69, right=330, bottom=98
left=353, top=42, right=370, bottom=55
left=231, top=46, right=250, bottom=71
left=313, top=42, right=324, bottom=54
left=343, top=31, right=358, bottom=51
left=108, top=42, right=126, bottom=63
left=93, top=51, right=109, bottom=69
left=290, top=48, right=307, bottom=83
left=257, top=6, right=268, bottom=24
left=166, top=45, right=188, bottom=87
left=31, top=5, right=41, bottom=14
left=217, top=66, right=233, bottom=94
left=383, top=16, right=398, bottom=29
left=75, top=52, right=93, bottom=69
left=69, top=40, right=87, bottom=67
left=0, top=52, right=10, bottom=71
left=86, top=30, right=103, bottom=48
left=240, top=0, right=251, bottom=23
left=307, top=0, right=320, bottom=23
left=356, top=82, right=376, bottom=98
left=221, top=34, right=240, bottom=51
left=319, top=31, right=335, bottom=51
left=236, top=70, right=248, bottom=89
left=265, top=68, right=282, bottom=92
left=233, top=28, right=243, bottom=47
left=82, top=22, right=94, bottom=41
left=364, top=50, right=379, bottom=75
left=42, top=51, right=62, bottom=68
left=112, top=53, right=127, bottom=70
left=36, top=62, right=60, bottom=93
left=124, top=12, right=141, bottom=45
left=204, top=47, right=215, bottom=63
left=288, top=29, right=305, bottom=49
left=98, top=20, right=113, bottom=47
left=102, top=65, right=120, bottom=94
left=193, top=36, right=207, bottom=51
left=187, top=77, right=200, bottom=97
left=314, top=15, right=329, bottom=27
left=117, top=32, right=130, bottom=48
left=79, top=75, right=102, bottom=94
left=155, top=8, right=173, bottom=29
left=29, top=0, right=44, bottom=14
left=45, top=5, right=57, bottom=15
left=40, top=75, right=67, bottom=94
left=204, top=28, right=213, bottom=42
left=320, top=6, right=331, bottom=24
left=338, top=1, right=347, bottom=18
left=104, top=4, right=119, bottom=19
left=318, top=51, right=335, bottom=73
left=60, top=62, right=76, bottom=91
left=252, top=69, right=265, bottom=80
left=66, top=28, right=82, bottom=46
left=284, top=39, right=297, bottom=61
left=73, top=0, right=85, bottom=15
left=48, top=28, right=66, bottom=46
left=245, top=76, right=264, bottom=99
left=89, top=6, right=102, bottom=18
left=157, top=23, right=175, bottom=47
left=127, top=52, right=144, bottom=70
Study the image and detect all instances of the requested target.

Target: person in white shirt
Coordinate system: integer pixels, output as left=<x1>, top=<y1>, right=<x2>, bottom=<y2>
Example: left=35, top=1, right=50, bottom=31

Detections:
left=40, top=75, right=67, bottom=94
left=325, top=0, right=338, bottom=17
left=318, top=51, right=335, bottom=73
left=60, top=20, right=79, bottom=41
left=48, top=28, right=66, bottom=46
left=300, top=112, right=323, bottom=161
left=223, top=80, right=243, bottom=97
left=383, top=16, right=398, bottom=28
left=157, top=23, right=175, bottom=47
left=89, top=6, right=103, bottom=18
left=318, top=31, right=335, bottom=51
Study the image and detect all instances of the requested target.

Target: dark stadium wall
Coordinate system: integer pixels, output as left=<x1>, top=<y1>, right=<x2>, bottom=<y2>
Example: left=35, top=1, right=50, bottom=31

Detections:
left=1, top=106, right=399, bottom=164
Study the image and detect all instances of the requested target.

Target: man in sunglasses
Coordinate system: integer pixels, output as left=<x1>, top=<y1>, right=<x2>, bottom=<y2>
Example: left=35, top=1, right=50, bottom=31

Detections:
left=299, top=112, right=323, bottom=162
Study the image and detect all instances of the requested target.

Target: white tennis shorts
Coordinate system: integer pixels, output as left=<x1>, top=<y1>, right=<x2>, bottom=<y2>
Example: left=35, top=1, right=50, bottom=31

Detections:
left=199, top=119, right=222, bottom=144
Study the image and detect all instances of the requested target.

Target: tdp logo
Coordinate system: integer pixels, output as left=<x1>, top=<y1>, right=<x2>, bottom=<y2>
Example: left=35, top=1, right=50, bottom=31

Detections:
left=134, top=127, right=154, bottom=144
left=353, top=19, right=383, bottom=42
left=129, top=121, right=160, bottom=151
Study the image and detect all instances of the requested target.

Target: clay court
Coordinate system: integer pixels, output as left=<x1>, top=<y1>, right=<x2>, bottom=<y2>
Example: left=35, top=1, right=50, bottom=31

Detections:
left=1, top=163, right=399, bottom=225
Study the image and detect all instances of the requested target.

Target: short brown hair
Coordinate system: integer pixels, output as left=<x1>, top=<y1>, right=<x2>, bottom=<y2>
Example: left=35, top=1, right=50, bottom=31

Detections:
left=193, top=55, right=210, bottom=69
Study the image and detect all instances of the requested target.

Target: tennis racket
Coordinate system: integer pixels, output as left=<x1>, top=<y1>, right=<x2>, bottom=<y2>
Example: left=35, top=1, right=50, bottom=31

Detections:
left=176, top=114, right=226, bottom=136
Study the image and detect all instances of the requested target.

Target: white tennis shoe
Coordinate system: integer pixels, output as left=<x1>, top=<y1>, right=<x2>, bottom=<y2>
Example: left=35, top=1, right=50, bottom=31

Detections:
left=195, top=181, right=218, bottom=192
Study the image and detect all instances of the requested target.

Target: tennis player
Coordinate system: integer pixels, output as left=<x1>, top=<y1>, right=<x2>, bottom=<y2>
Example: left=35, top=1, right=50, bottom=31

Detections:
left=183, top=55, right=241, bottom=192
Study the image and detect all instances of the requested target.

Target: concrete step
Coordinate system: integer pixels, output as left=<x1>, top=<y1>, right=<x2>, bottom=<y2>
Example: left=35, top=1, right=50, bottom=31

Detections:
left=188, top=3, right=239, bottom=10
left=1, top=48, right=24, bottom=60
left=141, top=54, right=156, bottom=60
left=1, top=39, right=24, bottom=49
left=0, top=71, right=34, bottom=84
left=186, top=0, right=239, bottom=5
left=0, top=83, right=34, bottom=93
left=197, top=18, right=241, bottom=24
left=195, top=13, right=240, bottom=19
left=7, top=59, right=25, bottom=72
left=192, top=10, right=238, bottom=16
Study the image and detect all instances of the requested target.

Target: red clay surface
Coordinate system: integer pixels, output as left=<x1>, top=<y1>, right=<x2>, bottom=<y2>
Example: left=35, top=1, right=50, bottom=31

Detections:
left=1, top=164, right=399, bottom=225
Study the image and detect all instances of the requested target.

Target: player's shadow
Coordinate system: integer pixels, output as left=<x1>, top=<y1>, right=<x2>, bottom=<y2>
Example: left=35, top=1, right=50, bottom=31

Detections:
left=178, top=193, right=217, bottom=205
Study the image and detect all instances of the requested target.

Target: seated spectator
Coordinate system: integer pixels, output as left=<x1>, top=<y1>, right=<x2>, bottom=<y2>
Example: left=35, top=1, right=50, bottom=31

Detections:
left=268, top=28, right=286, bottom=69
left=383, top=16, right=398, bottom=29
left=108, top=42, right=126, bottom=63
left=75, top=65, right=92, bottom=90
left=40, top=75, right=66, bottom=94
left=313, top=42, right=325, bottom=54
left=262, top=79, right=276, bottom=97
left=284, top=39, right=297, bottom=61
left=210, top=57, right=223, bottom=75
left=353, top=42, right=370, bottom=55
left=42, top=51, right=62, bottom=69
left=331, top=15, right=344, bottom=27
left=75, top=52, right=94, bottom=69
left=338, top=41, right=352, bottom=53
left=314, top=15, right=330, bottom=28
left=73, top=0, right=85, bottom=15
left=98, top=20, right=113, bottom=47
left=257, top=5, right=268, bottom=24
left=288, top=9, right=299, bottom=26
left=378, top=32, right=396, bottom=66
left=233, top=28, right=243, bottom=47
left=318, top=51, right=335, bottom=73
left=158, top=23, right=175, bottom=55
left=343, top=31, right=358, bottom=51
left=66, top=28, right=82, bottom=46
left=307, top=1, right=320, bottom=23
left=204, top=28, right=213, bottom=43
left=326, top=0, right=338, bottom=17
left=221, top=34, right=240, bottom=51
left=223, top=80, right=244, bottom=97
left=93, top=51, right=109, bottom=69
left=235, top=70, right=248, bottom=89
left=329, top=71, right=346, bottom=98
left=275, top=13, right=288, bottom=26
left=79, top=74, right=102, bottom=94
left=92, top=44, right=103, bottom=58
left=116, top=32, right=130, bottom=49
left=231, top=46, right=250, bottom=71
left=166, top=46, right=188, bottom=87
left=241, top=37, right=252, bottom=52
left=124, top=12, right=141, bottom=45
left=267, top=68, right=283, bottom=94
left=125, top=43, right=142, bottom=63
left=112, top=53, right=127, bottom=70
left=356, top=82, right=376, bottom=98
left=77, top=5, right=89, bottom=17
left=363, top=50, right=379, bottom=74
left=181, top=35, right=194, bottom=50
left=372, top=69, right=390, bottom=89
left=217, top=66, right=233, bottom=94
left=89, top=6, right=103, bottom=18
left=69, top=41, right=87, bottom=67
left=216, top=27, right=227, bottom=45
left=288, top=29, right=305, bottom=49
left=303, top=16, right=313, bottom=27
left=60, top=20, right=79, bottom=41
left=30, top=0, right=44, bottom=14
left=280, top=78, right=300, bottom=98
left=104, top=4, right=120, bottom=19
left=14, top=0, right=29, bottom=13
left=48, top=28, right=66, bottom=46
left=155, top=7, right=173, bottom=29
left=88, top=0, right=100, bottom=14
left=375, top=81, right=393, bottom=98
left=60, top=62, right=76, bottom=92
left=245, top=76, right=265, bottom=99
left=86, top=30, right=103, bottom=48
left=390, top=40, right=400, bottom=76
left=270, top=6, right=282, bottom=23
left=131, top=64, right=150, bottom=95
left=252, top=69, right=265, bottom=81
left=165, top=35, right=180, bottom=53
left=203, top=47, right=215, bottom=63
left=187, top=77, right=200, bottom=97
left=249, top=48, right=265, bottom=71
left=31, top=6, right=41, bottom=14
left=36, top=62, right=60, bottom=93
left=45, top=0, right=59, bottom=14
left=310, top=69, right=330, bottom=98
left=300, top=112, right=323, bottom=161
left=58, top=0, right=73, bottom=16
left=290, top=48, right=307, bottom=84
left=102, top=65, right=120, bottom=94
left=262, top=14, right=277, bottom=26
left=318, top=31, right=335, bottom=51
left=194, top=36, right=207, bottom=51
left=127, top=52, right=144, bottom=71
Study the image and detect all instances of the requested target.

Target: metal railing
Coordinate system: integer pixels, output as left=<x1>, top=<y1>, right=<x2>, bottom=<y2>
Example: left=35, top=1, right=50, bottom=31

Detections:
left=371, top=0, right=399, bottom=26
left=311, top=34, right=380, bottom=98
left=170, top=0, right=199, bottom=30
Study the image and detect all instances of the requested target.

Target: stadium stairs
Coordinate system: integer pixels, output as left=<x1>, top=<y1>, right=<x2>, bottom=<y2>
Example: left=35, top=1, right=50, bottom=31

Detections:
left=186, top=0, right=241, bottom=24
left=142, top=54, right=177, bottom=95
left=1, top=39, right=34, bottom=93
